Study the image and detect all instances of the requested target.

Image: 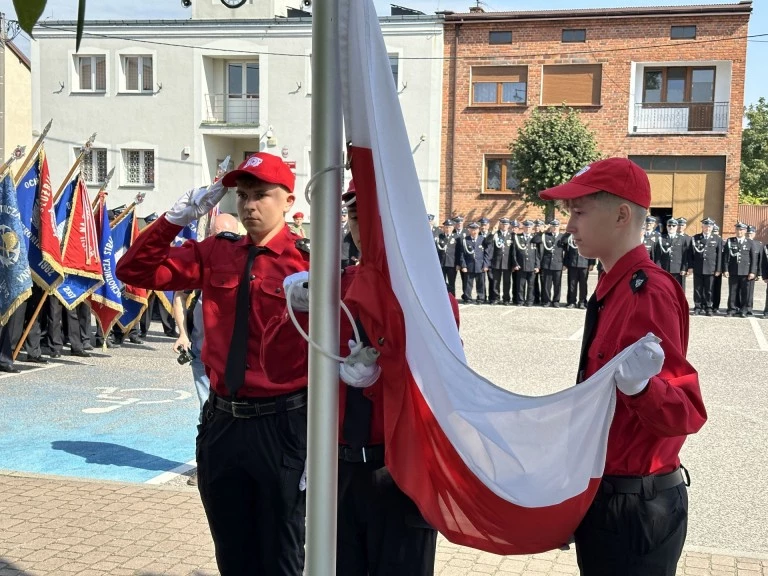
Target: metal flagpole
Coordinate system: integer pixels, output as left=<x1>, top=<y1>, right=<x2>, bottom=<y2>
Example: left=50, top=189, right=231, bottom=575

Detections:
left=306, top=0, right=343, bottom=574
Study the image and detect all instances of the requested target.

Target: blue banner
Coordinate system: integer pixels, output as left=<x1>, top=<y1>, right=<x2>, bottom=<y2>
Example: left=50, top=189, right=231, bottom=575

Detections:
left=0, top=174, right=33, bottom=325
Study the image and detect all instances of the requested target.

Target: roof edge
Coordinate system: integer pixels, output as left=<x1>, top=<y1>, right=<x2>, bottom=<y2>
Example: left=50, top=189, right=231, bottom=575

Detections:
left=5, top=41, right=31, bottom=71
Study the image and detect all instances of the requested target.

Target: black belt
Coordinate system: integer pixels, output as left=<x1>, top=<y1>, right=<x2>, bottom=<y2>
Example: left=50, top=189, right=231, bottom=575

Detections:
left=338, top=444, right=384, bottom=464
left=210, top=390, right=307, bottom=419
left=600, top=467, right=688, bottom=498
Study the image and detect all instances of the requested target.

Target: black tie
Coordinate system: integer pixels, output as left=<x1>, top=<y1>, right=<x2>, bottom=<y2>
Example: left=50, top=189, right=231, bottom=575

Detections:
left=342, top=319, right=373, bottom=448
left=224, top=245, right=264, bottom=398
left=576, top=293, right=601, bottom=384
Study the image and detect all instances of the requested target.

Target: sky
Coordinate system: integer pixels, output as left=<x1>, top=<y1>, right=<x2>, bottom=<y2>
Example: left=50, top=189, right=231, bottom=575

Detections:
left=0, top=0, right=764, bottom=106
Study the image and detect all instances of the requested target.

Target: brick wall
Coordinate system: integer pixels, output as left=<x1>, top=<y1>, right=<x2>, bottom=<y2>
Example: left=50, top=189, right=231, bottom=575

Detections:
left=441, top=11, right=750, bottom=231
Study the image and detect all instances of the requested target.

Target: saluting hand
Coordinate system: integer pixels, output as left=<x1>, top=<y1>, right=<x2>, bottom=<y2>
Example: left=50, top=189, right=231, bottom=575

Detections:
left=166, top=180, right=228, bottom=227
left=614, top=337, right=665, bottom=397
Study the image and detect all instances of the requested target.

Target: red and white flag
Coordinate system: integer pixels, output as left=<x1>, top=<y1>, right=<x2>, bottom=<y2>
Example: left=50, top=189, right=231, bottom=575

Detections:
left=338, top=0, right=653, bottom=554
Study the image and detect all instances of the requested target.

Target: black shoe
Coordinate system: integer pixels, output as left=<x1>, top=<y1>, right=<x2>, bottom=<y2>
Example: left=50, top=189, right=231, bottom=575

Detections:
left=83, top=343, right=94, bottom=351
left=129, top=336, right=144, bottom=344
left=577, top=303, right=586, bottom=309
left=71, top=350, right=91, bottom=358
left=705, top=310, right=714, bottom=317
left=551, top=303, right=560, bottom=308
left=566, top=304, right=576, bottom=309
left=0, top=364, right=20, bottom=373
left=726, top=311, right=735, bottom=317
left=23, top=356, right=48, bottom=364
left=49, top=351, right=61, bottom=359
left=738, top=312, right=746, bottom=318
left=524, top=303, right=532, bottom=307
left=140, top=332, right=148, bottom=338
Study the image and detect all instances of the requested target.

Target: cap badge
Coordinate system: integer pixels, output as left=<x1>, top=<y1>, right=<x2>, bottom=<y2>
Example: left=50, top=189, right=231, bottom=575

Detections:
left=244, top=156, right=263, bottom=169
left=574, top=165, right=591, bottom=178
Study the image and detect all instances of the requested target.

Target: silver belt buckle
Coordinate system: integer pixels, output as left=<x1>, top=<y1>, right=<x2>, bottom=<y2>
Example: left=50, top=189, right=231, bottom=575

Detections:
left=230, top=401, right=255, bottom=418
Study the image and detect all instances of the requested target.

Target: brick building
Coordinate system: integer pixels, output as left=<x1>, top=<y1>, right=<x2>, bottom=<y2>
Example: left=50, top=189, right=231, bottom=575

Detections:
left=440, top=2, right=752, bottom=234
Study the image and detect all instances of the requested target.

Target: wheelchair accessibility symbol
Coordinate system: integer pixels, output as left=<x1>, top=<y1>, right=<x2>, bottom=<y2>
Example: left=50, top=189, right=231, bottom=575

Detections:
left=83, top=387, right=193, bottom=414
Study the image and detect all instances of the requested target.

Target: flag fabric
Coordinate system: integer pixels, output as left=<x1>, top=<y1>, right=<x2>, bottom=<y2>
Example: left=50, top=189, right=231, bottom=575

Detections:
left=337, top=0, right=654, bottom=554
left=0, top=174, right=33, bottom=325
left=111, top=208, right=148, bottom=331
left=53, top=176, right=104, bottom=309
left=86, top=194, right=123, bottom=337
left=153, top=220, right=198, bottom=314
left=13, top=147, right=65, bottom=292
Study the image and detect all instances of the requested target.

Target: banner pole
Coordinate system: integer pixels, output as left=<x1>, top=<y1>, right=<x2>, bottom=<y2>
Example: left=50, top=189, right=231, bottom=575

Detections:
left=306, top=0, right=343, bottom=574
left=53, top=133, right=96, bottom=204
left=14, top=119, right=52, bottom=182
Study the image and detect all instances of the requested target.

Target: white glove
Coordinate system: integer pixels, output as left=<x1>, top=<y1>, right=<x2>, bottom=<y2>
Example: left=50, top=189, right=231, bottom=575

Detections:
left=165, top=180, right=228, bottom=226
left=339, top=340, right=381, bottom=388
left=614, top=338, right=665, bottom=396
left=284, top=271, right=310, bottom=313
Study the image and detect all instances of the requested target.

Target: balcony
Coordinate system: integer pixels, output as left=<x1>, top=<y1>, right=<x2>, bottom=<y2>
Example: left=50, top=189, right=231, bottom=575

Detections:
left=202, top=93, right=259, bottom=126
left=632, top=102, right=729, bottom=134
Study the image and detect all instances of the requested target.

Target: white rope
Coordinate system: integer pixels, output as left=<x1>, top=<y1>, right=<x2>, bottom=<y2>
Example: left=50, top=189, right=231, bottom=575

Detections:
left=284, top=281, right=362, bottom=363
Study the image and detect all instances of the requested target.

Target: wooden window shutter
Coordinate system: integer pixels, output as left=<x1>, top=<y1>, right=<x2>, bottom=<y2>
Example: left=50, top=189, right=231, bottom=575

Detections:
left=542, top=64, right=602, bottom=105
left=472, top=66, right=526, bottom=84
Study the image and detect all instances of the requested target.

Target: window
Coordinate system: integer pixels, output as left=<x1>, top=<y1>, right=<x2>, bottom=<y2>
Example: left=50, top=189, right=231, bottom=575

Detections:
left=628, top=155, right=726, bottom=172
left=562, top=29, right=586, bottom=43
left=75, top=55, right=106, bottom=92
left=642, top=67, right=715, bottom=103
left=122, top=55, right=153, bottom=93
left=228, top=62, right=259, bottom=98
left=389, top=54, right=399, bottom=88
left=123, top=149, right=155, bottom=186
left=80, top=148, right=108, bottom=184
left=484, top=156, right=520, bottom=193
left=541, top=65, right=601, bottom=106
left=471, top=66, right=527, bottom=106
left=489, top=31, right=512, bottom=44
left=670, top=25, right=696, bottom=40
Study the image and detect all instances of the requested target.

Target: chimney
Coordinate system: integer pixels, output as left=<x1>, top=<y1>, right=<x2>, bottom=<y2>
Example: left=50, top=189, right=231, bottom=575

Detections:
left=468, top=6, right=485, bottom=13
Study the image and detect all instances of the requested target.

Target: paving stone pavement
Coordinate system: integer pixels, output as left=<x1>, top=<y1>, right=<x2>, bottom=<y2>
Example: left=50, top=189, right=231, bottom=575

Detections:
left=1, top=473, right=767, bottom=576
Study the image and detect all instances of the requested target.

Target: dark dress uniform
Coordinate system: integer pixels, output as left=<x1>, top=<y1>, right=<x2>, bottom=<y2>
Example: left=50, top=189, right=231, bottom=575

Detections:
left=341, top=230, right=360, bottom=269
left=436, top=225, right=458, bottom=295
left=512, top=232, right=540, bottom=306
left=689, top=230, right=722, bottom=315
left=459, top=230, right=490, bottom=303
left=653, top=233, right=687, bottom=286
left=763, top=244, right=768, bottom=316
left=642, top=230, right=659, bottom=256
left=563, top=234, right=594, bottom=308
left=723, top=234, right=756, bottom=316
left=453, top=220, right=468, bottom=300
left=747, top=231, right=763, bottom=315
left=540, top=231, right=566, bottom=306
left=712, top=232, right=724, bottom=311
left=0, top=305, right=27, bottom=372
left=488, top=228, right=514, bottom=304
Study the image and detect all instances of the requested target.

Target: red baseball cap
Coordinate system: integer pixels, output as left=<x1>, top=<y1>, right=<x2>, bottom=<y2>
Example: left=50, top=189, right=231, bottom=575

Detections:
left=221, top=153, right=296, bottom=192
left=539, top=158, right=651, bottom=209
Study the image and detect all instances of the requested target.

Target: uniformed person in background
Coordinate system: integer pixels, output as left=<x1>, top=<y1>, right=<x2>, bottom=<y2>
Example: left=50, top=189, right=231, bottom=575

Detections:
left=676, top=217, right=693, bottom=290
left=289, top=212, right=306, bottom=238
left=428, top=214, right=439, bottom=238
left=688, top=217, right=721, bottom=316
left=642, top=216, right=659, bottom=255
left=437, top=219, right=459, bottom=295
left=512, top=220, right=540, bottom=307
left=341, top=206, right=350, bottom=238
left=532, top=219, right=547, bottom=305
left=712, top=224, right=724, bottom=313
left=723, top=222, right=757, bottom=317
left=762, top=237, right=768, bottom=317
left=746, top=225, right=763, bottom=316
left=488, top=217, right=514, bottom=305
left=653, top=218, right=688, bottom=286
left=478, top=217, right=492, bottom=303
left=540, top=219, right=567, bottom=307
left=459, top=222, right=489, bottom=304
left=563, top=231, right=595, bottom=309
left=453, top=216, right=468, bottom=301
left=510, top=220, right=521, bottom=304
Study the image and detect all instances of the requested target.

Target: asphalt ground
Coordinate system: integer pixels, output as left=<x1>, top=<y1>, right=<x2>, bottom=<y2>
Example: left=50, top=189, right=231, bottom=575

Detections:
left=0, top=271, right=766, bottom=559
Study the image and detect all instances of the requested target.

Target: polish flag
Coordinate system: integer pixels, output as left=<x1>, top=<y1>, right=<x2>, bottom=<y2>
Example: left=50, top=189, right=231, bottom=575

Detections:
left=338, top=0, right=653, bottom=554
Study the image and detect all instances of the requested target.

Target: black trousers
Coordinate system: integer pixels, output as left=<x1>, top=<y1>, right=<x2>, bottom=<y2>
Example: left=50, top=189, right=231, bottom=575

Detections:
left=567, top=267, right=588, bottom=306
left=727, top=276, right=750, bottom=313
left=533, top=271, right=542, bottom=304
left=141, top=293, right=177, bottom=336
left=197, top=397, right=307, bottom=576
left=42, top=290, right=64, bottom=354
left=517, top=271, right=535, bottom=305
left=693, top=274, right=714, bottom=311
left=746, top=278, right=756, bottom=313
left=20, top=298, right=42, bottom=359
left=337, top=461, right=437, bottom=576
left=0, top=304, right=27, bottom=368
left=65, top=303, right=91, bottom=353
left=512, top=270, right=520, bottom=304
left=463, top=272, right=485, bottom=302
left=541, top=269, right=563, bottom=304
left=459, top=269, right=468, bottom=300
left=575, top=483, right=688, bottom=576
left=442, top=267, right=457, bottom=296
left=491, top=268, right=512, bottom=303
left=712, top=274, right=723, bottom=311
left=482, top=270, right=492, bottom=301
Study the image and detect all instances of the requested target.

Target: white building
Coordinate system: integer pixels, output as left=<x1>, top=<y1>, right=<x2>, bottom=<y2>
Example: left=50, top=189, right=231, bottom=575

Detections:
left=31, top=2, right=444, bottom=222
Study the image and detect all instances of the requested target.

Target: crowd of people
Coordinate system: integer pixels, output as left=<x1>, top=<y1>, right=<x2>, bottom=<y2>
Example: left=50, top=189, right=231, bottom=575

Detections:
left=432, top=213, right=768, bottom=317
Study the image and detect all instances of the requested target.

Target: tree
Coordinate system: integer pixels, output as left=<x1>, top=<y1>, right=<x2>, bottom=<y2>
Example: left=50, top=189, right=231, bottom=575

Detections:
left=509, top=106, right=601, bottom=219
left=740, top=97, right=768, bottom=204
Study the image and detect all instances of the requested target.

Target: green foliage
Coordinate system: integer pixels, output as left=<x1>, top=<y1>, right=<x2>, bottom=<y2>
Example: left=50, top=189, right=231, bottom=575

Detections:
left=13, top=0, right=87, bottom=51
left=509, top=106, right=601, bottom=215
left=741, top=97, right=768, bottom=204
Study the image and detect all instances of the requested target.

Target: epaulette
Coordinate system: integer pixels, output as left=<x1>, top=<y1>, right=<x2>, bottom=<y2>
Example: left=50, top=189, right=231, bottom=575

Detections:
left=295, top=238, right=310, bottom=254
left=216, top=231, right=241, bottom=242
left=630, top=269, right=648, bottom=294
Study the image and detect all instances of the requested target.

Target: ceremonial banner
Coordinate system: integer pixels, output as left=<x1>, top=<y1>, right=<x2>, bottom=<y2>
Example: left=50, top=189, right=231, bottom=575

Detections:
left=13, top=148, right=64, bottom=292
left=0, top=174, right=32, bottom=325
left=87, top=195, right=123, bottom=336
left=336, top=0, right=653, bottom=554
left=54, top=176, right=103, bottom=308
left=112, top=209, right=148, bottom=331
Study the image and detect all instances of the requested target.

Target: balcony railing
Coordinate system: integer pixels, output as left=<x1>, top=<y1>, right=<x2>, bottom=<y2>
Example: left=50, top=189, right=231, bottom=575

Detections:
left=202, top=93, right=259, bottom=126
left=632, top=102, right=729, bottom=134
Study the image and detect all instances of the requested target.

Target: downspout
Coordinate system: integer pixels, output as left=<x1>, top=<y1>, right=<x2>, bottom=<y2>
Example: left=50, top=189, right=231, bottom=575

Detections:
left=447, top=22, right=460, bottom=218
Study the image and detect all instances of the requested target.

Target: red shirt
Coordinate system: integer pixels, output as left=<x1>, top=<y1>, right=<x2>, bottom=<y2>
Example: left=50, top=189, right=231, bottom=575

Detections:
left=115, top=215, right=310, bottom=398
left=583, top=245, right=707, bottom=476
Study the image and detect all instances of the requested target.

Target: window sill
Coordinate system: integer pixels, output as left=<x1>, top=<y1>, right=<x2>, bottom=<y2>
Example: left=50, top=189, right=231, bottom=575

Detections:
left=117, top=90, right=155, bottom=95
left=71, top=90, right=107, bottom=95
left=470, top=103, right=528, bottom=109
left=482, top=191, right=522, bottom=197
left=539, top=103, right=602, bottom=108
left=120, top=184, right=155, bottom=189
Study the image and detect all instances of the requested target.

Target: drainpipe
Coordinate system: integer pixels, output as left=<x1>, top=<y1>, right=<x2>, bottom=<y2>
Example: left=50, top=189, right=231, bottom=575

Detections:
left=447, top=22, right=460, bottom=218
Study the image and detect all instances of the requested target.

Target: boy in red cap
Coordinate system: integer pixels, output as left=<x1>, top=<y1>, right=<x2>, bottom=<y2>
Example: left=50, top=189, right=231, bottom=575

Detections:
left=290, top=211, right=306, bottom=238
left=117, top=152, right=310, bottom=575
left=540, top=158, right=707, bottom=576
